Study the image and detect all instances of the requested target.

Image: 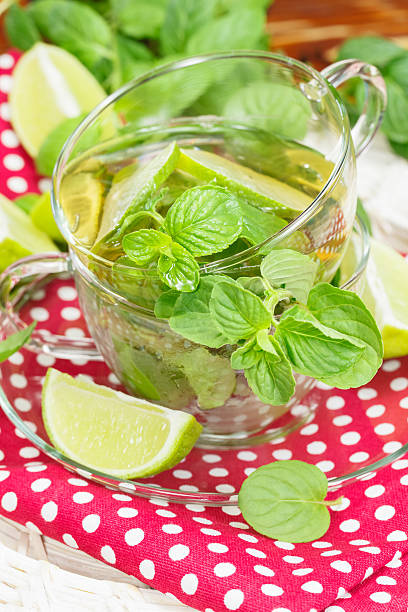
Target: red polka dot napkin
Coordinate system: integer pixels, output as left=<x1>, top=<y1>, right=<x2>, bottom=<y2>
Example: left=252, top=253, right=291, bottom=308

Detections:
left=2, top=49, right=408, bottom=612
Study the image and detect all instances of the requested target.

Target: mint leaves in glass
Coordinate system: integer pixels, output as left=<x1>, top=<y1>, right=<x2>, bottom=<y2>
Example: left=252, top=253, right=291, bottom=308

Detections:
left=59, top=141, right=383, bottom=413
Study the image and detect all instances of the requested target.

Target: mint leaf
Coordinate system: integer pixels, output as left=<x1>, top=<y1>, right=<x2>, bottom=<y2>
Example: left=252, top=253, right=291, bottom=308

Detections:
left=158, top=242, right=200, bottom=292
left=307, top=283, right=383, bottom=388
left=210, top=281, right=271, bottom=343
left=173, top=347, right=235, bottom=410
left=186, top=8, right=264, bottom=55
left=30, top=0, right=112, bottom=81
left=168, top=276, right=231, bottom=348
left=5, top=4, right=40, bottom=52
left=239, top=460, right=341, bottom=542
left=275, top=305, right=365, bottom=379
left=381, top=77, right=408, bottom=144
left=164, top=186, right=242, bottom=257
left=337, top=36, right=404, bottom=68
left=111, top=0, right=166, bottom=39
left=123, top=229, right=173, bottom=266
left=154, top=290, right=181, bottom=319
left=159, top=0, right=217, bottom=55
left=239, top=200, right=287, bottom=248
left=231, top=338, right=261, bottom=370
left=237, top=276, right=267, bottom=298
left=244, top=339, right=296, bottom=405
left=112, top=257, right=162, bottom=309
left=261, top=249, right=318, bottom=303
left=224, top=81, right=312, bottom=140
left=0, top=323, right=36, bottom=363
left=111, top=33, right=153, bottom=90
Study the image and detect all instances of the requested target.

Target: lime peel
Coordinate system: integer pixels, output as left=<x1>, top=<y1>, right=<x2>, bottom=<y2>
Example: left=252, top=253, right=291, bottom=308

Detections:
left=42, top=368, right=202, bottom=479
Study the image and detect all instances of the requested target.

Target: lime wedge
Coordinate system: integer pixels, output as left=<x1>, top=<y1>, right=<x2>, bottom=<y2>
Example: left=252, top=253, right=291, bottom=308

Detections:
left=42, top=368, right=202, bottom=479
left=59, top=172, right=104, bottom=247
left=341, top=237, right=408, bottom=359
left=0, top=194, right=57, bottom=272
left=177, top=148, right=311, bottom=217
left=9, top=42, right=106, bottom=156
left=30, top=192, right=64, bottom=244
left=95, top=141, right=180, bottom=245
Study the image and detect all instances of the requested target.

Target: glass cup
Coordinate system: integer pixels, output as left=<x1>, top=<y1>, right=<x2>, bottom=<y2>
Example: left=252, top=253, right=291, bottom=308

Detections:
left=1, top=52, right=386, bottom=446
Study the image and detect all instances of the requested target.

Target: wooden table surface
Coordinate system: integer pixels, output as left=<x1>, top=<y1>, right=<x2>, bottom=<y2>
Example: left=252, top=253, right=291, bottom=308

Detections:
left=1, top=0, right=408, bottom=63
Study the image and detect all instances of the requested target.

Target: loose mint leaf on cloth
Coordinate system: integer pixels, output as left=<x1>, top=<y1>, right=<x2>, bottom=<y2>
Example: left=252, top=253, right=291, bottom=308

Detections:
left=168, top=276, right=232, bottom=348
left=307, top=283, right=383, bottom=387
left=244, top=339, right=295, bottom=405
left=5, top=4, right=41, bottom=52
left=111, top=0, right=167, bottom=39
left=0, top=323, right=36, bottom=363
left=239, top=199, right=287, bottom=248
left=238, top=460, right=341, bottom=542
left=275, top=305, right=365, bottom=380
left=337, top=35, right=404, bottom=68
left=186, top=8, right=265, bottom=55
left=224, top=81, right=312, bottom=140
left=210, top=281, right=272, bottom=343
left=260, top=249, right=318, bottom=303
left=158, top=242, right=200, bottom=292
left=123, top=229, right=173, bottom=266
left=159, top=0, right=217, bottom=55
left=164, top=186, right=242, bottom=257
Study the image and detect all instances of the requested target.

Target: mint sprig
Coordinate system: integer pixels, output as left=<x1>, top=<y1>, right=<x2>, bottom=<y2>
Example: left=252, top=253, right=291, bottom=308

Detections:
left=123, top=185, right=243, bottom=292
left=153, top=247, right=382, bottom=406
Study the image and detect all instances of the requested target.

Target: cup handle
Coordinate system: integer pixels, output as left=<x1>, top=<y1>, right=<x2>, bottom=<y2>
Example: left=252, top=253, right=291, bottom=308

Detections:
left=0, top=253, right=102, bottom=361
left=321, top=59, right=387, bottom=157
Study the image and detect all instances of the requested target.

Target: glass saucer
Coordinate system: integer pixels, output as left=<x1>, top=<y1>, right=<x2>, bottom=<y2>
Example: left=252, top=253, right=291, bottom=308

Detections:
left=1, top=277, right=407, bottom=506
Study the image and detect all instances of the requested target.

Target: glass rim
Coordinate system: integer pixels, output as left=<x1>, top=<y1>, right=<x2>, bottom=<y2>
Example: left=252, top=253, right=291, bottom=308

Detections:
left=51, top=50, right=351, bottom=272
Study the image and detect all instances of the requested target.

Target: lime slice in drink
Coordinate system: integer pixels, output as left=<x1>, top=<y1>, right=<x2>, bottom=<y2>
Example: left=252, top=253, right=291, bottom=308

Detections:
left=30, top=192, right=64, bottom=244
left=178, top=148, right=312, bottom=217
left=0, top=194, right=57, bottom=272
left=59, top=172, right=104, bottom=247
left=341, top=236, right=408, bottom=359
left=42, top=368, right=202, bottom=479
left=95, top=141, right=180, bottom=245
left=9, top=43, right=106, bottom=156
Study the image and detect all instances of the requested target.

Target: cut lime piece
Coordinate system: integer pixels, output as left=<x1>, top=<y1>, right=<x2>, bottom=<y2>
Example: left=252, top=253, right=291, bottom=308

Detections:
left=0, top=194, right=58, bottom=272
left=95, top=141, right=180, bottom=245
left=30, top=192, right=64, bottom=244
left=59, top=172, right=104, bottom=247
left=42, top=368, right=202, bottom=479
left=9, top=42, right=106, bottom=156
left=341, top=236, right=408, bottom=359
left=360, top=239, right=408, bottom=359
left=178, top=148, right=312, bottom=217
